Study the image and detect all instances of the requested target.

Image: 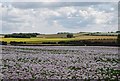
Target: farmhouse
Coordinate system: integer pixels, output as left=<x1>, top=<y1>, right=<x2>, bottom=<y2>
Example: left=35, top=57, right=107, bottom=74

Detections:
left=37, top=34, right=68, bottom=38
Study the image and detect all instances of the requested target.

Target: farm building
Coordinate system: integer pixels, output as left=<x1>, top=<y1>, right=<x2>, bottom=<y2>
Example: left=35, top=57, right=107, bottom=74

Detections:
left=37, top=34, right=68, bottom=38
left=0, top=35, right=4, bottom=38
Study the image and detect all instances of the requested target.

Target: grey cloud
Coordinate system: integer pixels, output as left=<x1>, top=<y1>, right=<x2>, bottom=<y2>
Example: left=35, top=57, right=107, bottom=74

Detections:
left=9, top=2, right=106, bottom=9
left=2, top=21, right=21, bottom=33
left=2, top=15, right=23, bottom=23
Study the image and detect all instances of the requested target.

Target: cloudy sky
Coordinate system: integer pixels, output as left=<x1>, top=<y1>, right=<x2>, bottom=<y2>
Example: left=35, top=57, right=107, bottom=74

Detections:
left=0, top=1, right=118, bottom=34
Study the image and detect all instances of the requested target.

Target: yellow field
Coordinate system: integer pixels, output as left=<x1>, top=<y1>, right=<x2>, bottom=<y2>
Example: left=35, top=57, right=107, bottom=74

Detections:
left=1, top=38, right=74, bottom=44
left=0, top=36, right=117, bottom=44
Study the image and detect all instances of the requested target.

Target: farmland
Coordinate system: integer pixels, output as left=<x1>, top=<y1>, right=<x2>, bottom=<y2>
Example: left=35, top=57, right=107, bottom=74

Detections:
left=1, top=33, right=119, bottom=80
left=0, top=35, right=117, bottom=44
left=0, top=32, right=118, bottom=46
left=1, top=45, right=119, bottom=80
left=1, top=37, right=73, bottom=44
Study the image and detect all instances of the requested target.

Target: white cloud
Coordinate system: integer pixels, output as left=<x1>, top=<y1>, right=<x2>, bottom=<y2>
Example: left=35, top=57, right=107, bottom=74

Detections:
left=110, top=7, right=115, bottom=11
left=57, top=7, right=77, bottom=17
left=79, top=7, right=116, bottom=25
left=1, top=2, right=118, bottom=34
left=39, top=8, right=61, bottom=18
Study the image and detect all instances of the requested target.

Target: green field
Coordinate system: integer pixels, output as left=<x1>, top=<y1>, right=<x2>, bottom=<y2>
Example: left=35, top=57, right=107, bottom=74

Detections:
left=1, top=35, right=117, bottom=44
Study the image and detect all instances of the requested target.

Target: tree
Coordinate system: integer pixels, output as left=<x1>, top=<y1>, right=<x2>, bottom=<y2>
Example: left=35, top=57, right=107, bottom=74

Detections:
left=67, top=33, right=73, bottom=38
left=116, top=31, right=120, bottom=33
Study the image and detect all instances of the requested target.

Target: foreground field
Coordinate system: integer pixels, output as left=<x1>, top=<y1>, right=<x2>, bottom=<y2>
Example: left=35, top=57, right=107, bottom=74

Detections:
left=1, top=36, right=117, bottom=44
left=1, top=46, right=119, bottom=80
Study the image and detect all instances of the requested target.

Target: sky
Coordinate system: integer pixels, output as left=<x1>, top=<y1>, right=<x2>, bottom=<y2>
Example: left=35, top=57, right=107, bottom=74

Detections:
left=0, top=1, right=118, bottom=34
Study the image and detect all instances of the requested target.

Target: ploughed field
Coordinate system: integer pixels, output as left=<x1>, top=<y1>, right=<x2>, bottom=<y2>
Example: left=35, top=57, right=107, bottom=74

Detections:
left=1, top=46, right=120, bottom=79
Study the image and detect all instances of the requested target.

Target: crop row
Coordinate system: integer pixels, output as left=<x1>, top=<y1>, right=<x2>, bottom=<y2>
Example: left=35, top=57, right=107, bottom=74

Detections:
left=1, top=46, right=119, bottom=80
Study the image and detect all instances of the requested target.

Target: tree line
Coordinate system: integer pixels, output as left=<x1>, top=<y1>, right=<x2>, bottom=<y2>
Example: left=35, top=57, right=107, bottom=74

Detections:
left=4, top=33, right=73, bottom=38
left=4, top=33, right=40, bottom=38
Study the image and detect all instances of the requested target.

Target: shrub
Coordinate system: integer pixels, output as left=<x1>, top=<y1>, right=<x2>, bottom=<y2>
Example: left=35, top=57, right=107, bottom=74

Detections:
left=10, top=41, right=26, bottom=45
left=0, top=41, right=7, bottom=45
